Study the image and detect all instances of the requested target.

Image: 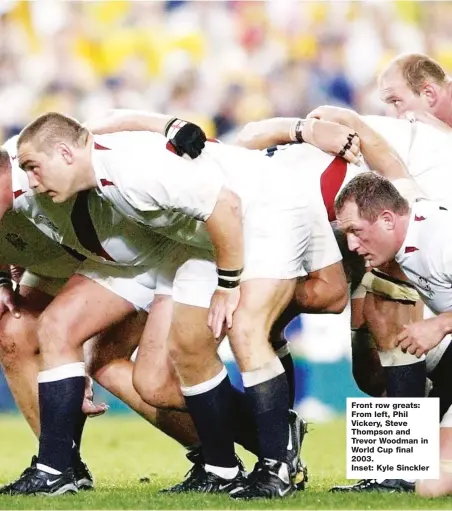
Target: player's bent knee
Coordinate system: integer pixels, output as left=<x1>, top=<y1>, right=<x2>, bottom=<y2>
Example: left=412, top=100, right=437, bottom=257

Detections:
left=0, top=311, right=39, bottom=364
left=133, top=373, right=183, bottom=410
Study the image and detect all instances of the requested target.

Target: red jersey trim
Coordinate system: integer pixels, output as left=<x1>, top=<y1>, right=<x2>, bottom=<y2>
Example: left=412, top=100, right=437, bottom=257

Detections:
left=320, top=157, right=348, bottom=222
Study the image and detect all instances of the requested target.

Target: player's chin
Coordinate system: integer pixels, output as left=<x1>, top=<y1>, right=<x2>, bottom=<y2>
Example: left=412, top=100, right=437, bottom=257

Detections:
left=367, top=257, right=386, bottom=268
left=51, top=191, right=70, bottom=203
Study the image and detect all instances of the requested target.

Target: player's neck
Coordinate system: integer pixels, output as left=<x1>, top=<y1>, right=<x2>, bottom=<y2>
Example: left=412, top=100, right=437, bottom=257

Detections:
left=74, top=134, right=97, bottom=193
left=394, top=211, right=411, bottom=253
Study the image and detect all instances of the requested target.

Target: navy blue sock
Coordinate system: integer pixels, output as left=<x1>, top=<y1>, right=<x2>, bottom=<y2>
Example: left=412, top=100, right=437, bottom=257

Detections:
left=244, top=370, right=289, bottom=462
left=272, top=339, right=296, bottom=407
left=38, top=369, right=85, bottom=472
left=70, top=412, right=87, bottom=465
left=231, top=387, right=259, bottom=455
left=183, top=368, right=236, bottom=468
left=385, top=361, right=426, bottom=397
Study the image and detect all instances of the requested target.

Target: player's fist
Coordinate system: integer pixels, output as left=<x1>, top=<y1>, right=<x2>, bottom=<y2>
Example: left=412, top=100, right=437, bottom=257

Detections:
left=165, top=118, right=206, bottom=159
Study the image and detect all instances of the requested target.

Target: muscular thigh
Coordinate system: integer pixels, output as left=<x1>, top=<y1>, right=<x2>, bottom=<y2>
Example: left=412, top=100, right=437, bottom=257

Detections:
left=237, top=278, right=296, bottom=331
left=230, top=278, right=296, bottom=367
left=39, top=274, right=136, bottom=344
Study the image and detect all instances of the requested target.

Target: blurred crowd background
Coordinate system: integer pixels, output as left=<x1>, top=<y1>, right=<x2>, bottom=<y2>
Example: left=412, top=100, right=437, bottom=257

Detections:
left=0, top=0, right=450, bottom=420
left=2, top=0, right=452, bottom=143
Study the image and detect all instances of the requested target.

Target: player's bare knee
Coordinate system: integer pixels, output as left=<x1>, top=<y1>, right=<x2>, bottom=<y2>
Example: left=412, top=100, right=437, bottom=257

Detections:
left=0, top=313, right=38, bottom=365
left=134, top=375, right=179, bottom=409
left=229, top=310, right=268, bottom=361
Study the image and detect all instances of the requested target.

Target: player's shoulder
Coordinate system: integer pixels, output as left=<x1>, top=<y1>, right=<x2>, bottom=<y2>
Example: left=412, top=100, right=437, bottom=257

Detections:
left=94, top=131, right=166, bottom=150
left=362, top=115, right=410, bottom=132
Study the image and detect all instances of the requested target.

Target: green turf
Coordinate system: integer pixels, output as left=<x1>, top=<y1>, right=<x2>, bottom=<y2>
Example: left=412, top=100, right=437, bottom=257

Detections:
left=0, top=414, right=450, bottom=509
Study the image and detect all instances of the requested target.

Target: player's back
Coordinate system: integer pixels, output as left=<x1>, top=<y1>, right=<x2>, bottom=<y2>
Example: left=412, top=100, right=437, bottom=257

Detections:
left=92, top=131, right=311, bottom=248
left=261, top=142, right=362, bottom=220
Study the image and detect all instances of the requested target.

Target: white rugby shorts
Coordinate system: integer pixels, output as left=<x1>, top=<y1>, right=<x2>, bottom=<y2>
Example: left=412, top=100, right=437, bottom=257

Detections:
left=302, top=204, right=342, bottom=274
left=155, top=258, right=217, bottom=309
left=76, top=259, right=156, bottom=312
left=20, top=253, right=83, bottom=296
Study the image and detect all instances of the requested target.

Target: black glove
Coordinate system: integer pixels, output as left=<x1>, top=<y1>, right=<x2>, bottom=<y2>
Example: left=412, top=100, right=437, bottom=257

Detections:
left=164, top=118, right=206, bottom=159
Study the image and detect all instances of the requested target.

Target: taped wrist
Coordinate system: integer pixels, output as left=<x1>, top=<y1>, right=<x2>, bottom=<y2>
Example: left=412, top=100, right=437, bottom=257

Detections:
left=289, top=119, right=305, bottom=143
left=217, top=268, right=243, bottom=290
left=361, top=269, right=419, bottom=304
left=164, top=117, right=187, bottom=139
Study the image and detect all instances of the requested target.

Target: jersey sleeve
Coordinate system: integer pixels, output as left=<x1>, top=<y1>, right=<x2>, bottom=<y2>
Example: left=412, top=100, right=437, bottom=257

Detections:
left=432, top=226, right=452, bottom=285
left=112, top=133, right=225, bottom=221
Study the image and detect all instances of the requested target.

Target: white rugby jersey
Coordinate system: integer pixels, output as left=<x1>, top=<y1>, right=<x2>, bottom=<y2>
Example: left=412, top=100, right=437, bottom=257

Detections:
left=91, top=132, right=309, bottom=251
left=7, top=139, right=191, bottom=270
left=395, top=199, right=452, bottom=314
left=364, top=115, right=452, bottom=209
left=263, top=142, right=360, bottom=222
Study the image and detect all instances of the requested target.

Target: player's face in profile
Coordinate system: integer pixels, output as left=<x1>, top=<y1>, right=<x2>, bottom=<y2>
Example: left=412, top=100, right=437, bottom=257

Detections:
left=337, top=200, right=396, bottom=268
left=379, top=69, right=430, bottom=119
left=18, top=142, right=75, bottom=203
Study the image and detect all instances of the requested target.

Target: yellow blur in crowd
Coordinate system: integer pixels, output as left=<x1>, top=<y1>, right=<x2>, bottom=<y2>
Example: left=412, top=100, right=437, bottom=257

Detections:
left=1, top=0, right=452, bottom=142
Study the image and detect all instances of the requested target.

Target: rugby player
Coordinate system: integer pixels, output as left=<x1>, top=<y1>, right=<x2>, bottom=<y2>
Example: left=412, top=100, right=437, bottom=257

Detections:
left=334, top=172, right=452, bottom=497
left=15, top=112, right=338, bottom=500
left=1, top=127, right=310, bottom=498
left=379, top=53, right=452, bottom=127
left=0, top=138, right=206, bottom=495
left=87, top=110, right=350, bottom=409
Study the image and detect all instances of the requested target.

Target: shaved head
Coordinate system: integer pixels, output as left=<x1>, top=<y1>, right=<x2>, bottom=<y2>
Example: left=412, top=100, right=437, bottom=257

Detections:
left=18, top=112, right=89, bottom=155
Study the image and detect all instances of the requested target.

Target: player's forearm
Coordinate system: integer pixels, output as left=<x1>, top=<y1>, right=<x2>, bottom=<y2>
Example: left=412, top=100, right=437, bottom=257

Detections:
left=236, top=118, right=297, bottom=149
left=86, top=110, right=173, bottom=135
left=205, top=187, right=244, bottom=272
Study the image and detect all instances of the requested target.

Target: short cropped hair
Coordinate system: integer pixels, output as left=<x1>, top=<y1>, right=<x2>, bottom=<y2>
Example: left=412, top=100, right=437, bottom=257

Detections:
left=335, top=173, right=409, bottom=223
left=382, top=53, right=447, bottom=95
left=18, top=112, right=89, bottom=154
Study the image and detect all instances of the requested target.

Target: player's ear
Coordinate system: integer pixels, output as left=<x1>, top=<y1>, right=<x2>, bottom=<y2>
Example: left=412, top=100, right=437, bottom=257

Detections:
left=421, top=83, right=438, bottom=107
left=380, top=210, right=396, bottom=231
left=58, top=142, right=74, bottom=164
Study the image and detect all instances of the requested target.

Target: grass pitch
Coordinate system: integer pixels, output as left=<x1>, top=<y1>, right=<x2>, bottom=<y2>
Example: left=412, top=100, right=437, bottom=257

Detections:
left=0, top=414, right=450, bottom=509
